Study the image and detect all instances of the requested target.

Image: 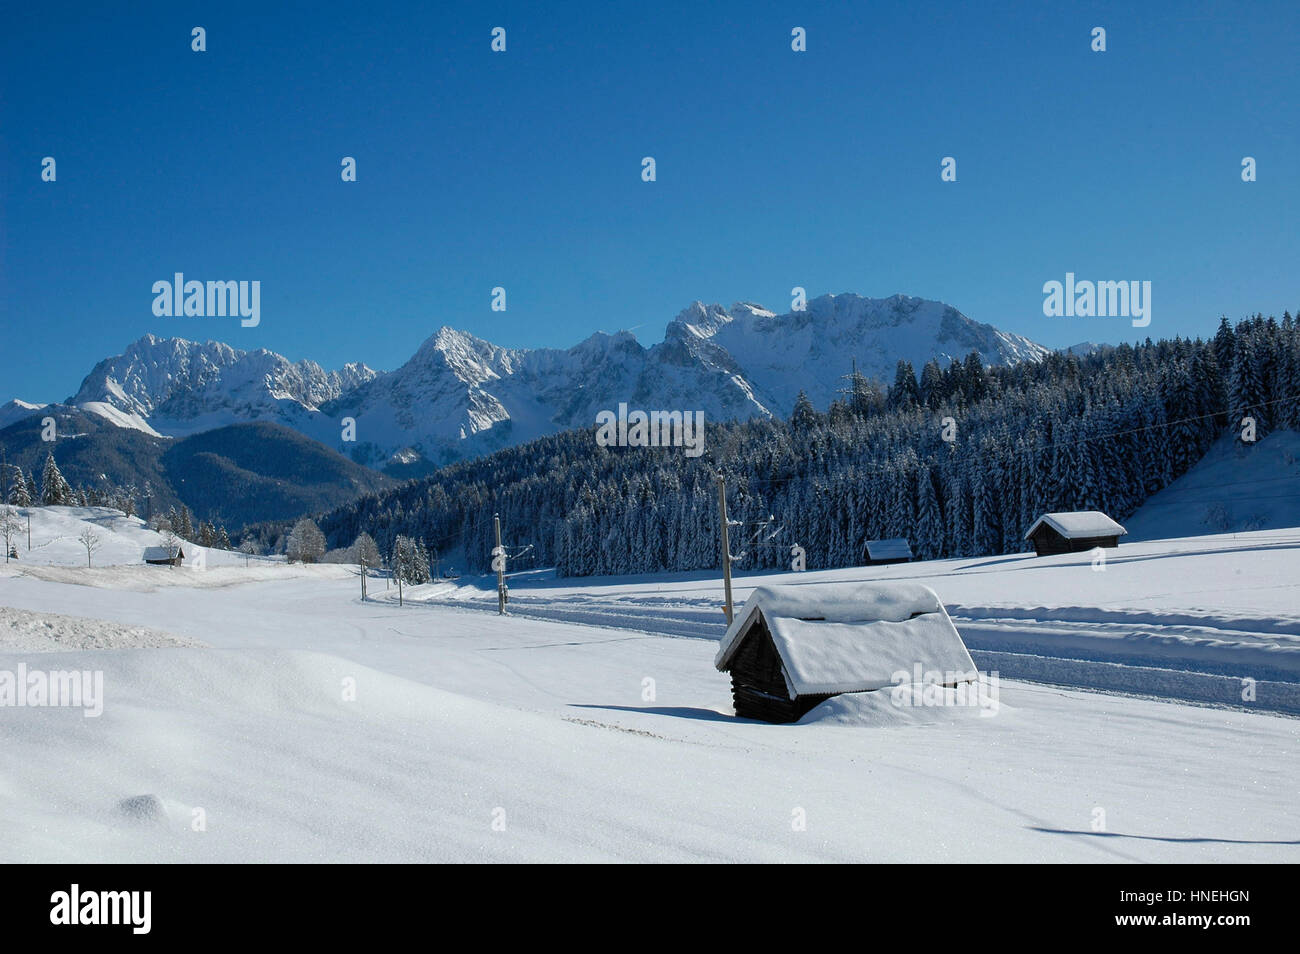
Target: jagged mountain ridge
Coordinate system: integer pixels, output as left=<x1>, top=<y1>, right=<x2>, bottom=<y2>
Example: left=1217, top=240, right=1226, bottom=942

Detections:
left=67, top=334, right=378, bottom=436
left=38, top=293, right=1049, bottom=470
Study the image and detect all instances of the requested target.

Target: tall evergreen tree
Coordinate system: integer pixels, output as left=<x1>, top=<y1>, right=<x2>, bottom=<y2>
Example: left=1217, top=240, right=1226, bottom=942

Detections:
left=1230, top=334, right=1266, bottom=439
left=7, top=466, right=30, bottom=506
left=789, top=391, right=818, bottom=433
left=889, top=360, right=920, bottom=409
left=919, top=360, right=945, bottom=409
left=914, top=465, right=943, bottom=560
left=1212, top=315, right=1235, bottom=374
left=40, top=454, right=71, bottom=506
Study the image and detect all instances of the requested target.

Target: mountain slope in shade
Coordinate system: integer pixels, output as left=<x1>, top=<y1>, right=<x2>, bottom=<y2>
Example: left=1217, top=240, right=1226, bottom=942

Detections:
left=57, top=294, right=1048, bottom=469
left=159, top=422, right=393, bottom=526
left=0, top=409, right=391, bottom=528
left=0, top=406, right=173, bottom=508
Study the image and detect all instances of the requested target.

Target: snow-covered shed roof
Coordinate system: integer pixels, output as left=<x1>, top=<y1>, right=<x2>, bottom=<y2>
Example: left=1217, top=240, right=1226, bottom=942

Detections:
left=142, top=545, right=181, bottom=561
left=714, top=582, right=976, bottom=698
left=865, top=538, right=912, bottom=560
left=1023, top=511, right=1127, bottom=541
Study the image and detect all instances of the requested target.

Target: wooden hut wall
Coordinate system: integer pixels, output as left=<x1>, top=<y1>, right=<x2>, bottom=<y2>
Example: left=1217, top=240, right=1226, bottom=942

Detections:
left=729, top=617, right=830, bottom=723
left=1030, top=527, right=1121, bottom=556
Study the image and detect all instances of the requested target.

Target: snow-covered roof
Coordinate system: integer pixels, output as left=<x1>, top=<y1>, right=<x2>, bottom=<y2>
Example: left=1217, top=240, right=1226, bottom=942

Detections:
left=142, top=545, right=181, bottom=560
left=865, top=538, right=912, bottom=560
left=715, top=583, right=975, bottom=698
left=1024, top=511, right=1127, bottom=541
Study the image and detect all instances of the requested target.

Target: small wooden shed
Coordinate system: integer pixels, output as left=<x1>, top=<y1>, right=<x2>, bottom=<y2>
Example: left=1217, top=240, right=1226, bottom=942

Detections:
left=143, top=545, right=184, bottom=566
left=864, top=538, right=913, bottom=566
left=714, top=582, right=977, bottom=723
left=1024, top=511, right=1126, bottom=556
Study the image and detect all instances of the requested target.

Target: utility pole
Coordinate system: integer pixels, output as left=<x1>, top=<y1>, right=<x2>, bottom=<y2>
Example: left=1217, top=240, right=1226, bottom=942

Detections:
left=359, top=558, right=367, bottom=601
left=717, top=473, right=734, bottom=624
left=494, top=513, right=507, bottom=615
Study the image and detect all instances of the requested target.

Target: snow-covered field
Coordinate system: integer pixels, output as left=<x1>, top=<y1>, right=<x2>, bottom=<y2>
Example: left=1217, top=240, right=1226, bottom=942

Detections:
left=1, top=507, right=1297, bottom=862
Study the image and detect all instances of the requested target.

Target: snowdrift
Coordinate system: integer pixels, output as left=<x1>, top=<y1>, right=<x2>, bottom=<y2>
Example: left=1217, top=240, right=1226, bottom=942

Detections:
left=799, top=680, right=1009, bottom=727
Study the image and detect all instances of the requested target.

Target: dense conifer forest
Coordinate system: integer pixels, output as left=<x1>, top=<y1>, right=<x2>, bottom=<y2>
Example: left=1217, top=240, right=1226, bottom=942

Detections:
left=247, top=315, right=1300, bottom=577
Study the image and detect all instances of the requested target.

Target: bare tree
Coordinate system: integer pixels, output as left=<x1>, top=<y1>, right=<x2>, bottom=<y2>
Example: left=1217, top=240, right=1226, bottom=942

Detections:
left=160, top=529, right=181, bottom=566
left=77, top=527, right=102, bottom=567
left=1, top=507, right=20, bottom=563
left=353, top=532, right=380, bottom=572
left=239, top=538, right=260, bottom=567
left=287, top=518, right=326, bottom=564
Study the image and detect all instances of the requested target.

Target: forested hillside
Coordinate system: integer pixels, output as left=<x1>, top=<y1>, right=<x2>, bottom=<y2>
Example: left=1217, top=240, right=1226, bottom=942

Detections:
left=297, top=314, right=1299, bottom=577
left=0, top=417, right=391, bottom=530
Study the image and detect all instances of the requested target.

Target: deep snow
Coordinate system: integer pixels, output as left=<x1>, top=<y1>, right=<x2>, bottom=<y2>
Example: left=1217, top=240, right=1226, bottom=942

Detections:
left=1, top=507, right=1296, bottom=862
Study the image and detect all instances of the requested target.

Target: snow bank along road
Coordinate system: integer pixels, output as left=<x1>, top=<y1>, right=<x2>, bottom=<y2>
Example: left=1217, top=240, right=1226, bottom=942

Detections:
left=0, top=516, right=1297, bottom=862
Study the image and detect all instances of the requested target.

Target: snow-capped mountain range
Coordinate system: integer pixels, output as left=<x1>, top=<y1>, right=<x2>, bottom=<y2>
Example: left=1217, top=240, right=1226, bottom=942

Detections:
left=13, top=293, right=1050, bottom=470
left=66, top=337, right=378, bottom=438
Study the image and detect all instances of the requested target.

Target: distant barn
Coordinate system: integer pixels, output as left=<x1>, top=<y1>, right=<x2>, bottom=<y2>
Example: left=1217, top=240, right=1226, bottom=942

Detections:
left=143, top=545, right=184, bottom=566
left=864, top=538, right=913, bottom=566
left=1024, top=511, right=1126, bottom=556
left=714, top=582, right=976, bottom=723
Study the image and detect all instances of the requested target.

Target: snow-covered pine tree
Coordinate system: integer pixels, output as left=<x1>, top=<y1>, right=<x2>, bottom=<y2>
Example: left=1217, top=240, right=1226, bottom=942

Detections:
left=7, top=465, right=30, bottom=506
left=889, top=360, right=920, bottom=409
left=1275, top=315, right=1300, bottom=430
left=1166, top=360, right=1202, bottom=473
left=390, top=534, right=431, bottom=584
left=919, top=360, right=945, bottom=409
left=789, top=390, right=818, bottom=434
left=914, top=464, right=943, bottom=560
left=1213, top=315, right=1235, bottom=375
left=413, top=540, right=432, bottom=583
left=40, top=453, right=71, bottom=506
left=970, top=447, right=1000, bottom=555
left=1230, top=333, right=1266, bottom=440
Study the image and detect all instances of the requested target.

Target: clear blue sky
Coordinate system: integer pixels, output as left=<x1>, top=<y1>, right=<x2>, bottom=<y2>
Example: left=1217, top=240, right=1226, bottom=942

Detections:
left=3, top=0, right=1298, bottom=401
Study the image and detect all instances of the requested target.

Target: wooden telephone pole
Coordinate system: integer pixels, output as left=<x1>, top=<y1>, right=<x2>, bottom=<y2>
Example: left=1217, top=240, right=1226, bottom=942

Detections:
left=717, top=473, right=734, bottom=624
left=494, top=513, right=507, bottom=615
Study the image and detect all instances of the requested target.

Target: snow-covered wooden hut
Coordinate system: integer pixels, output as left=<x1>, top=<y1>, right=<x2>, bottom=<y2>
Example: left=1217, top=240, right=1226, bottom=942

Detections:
left=143, top=545, right=183, bottom=566
left=714, top=582, right=976, bottom=723
left=1024, top=511, right=1126, bottom=556
left=864, top=538, right=913, bottom=566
